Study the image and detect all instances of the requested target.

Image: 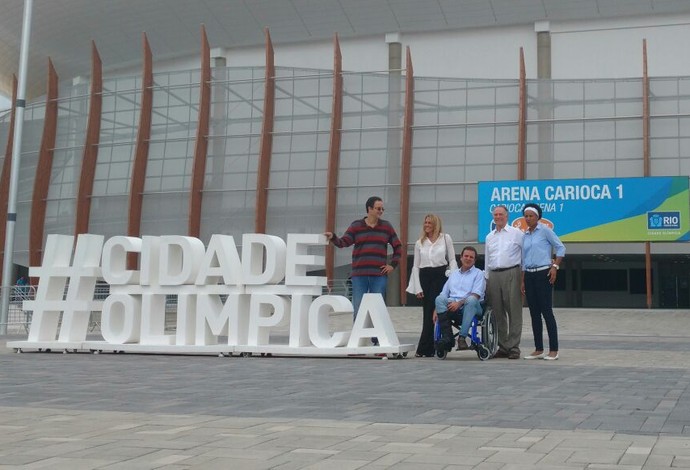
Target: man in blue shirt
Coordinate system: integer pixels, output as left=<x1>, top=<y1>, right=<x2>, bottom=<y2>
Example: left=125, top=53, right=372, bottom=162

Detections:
left=433, top=246, right=485, bottom=352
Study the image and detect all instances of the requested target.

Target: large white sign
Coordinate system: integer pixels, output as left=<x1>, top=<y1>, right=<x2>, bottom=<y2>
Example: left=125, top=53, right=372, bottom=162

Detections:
left=8, top=234, right=413, bottom=358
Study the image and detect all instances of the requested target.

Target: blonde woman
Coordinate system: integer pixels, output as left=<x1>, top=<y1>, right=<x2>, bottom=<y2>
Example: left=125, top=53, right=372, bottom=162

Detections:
left=406, top=214, right=458, bottom=357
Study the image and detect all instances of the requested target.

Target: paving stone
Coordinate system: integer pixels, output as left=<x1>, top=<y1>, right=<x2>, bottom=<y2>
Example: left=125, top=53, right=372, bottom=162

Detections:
left=2, top=307, right=690, bottom=468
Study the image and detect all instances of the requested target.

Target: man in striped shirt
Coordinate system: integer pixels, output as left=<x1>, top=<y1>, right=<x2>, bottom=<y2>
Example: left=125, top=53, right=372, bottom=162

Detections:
left=325, top=196, right=402, bottom=340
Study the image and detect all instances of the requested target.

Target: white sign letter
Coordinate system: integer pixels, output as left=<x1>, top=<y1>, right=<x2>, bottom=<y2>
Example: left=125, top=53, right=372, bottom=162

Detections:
left=242, top=234, right=286, bottom=285
left=102, top=236, right=141, bottom=285
left=308, top=295, right=351, bottom=348
left=102, top=294, right=141, bottom=344
left=159, top=236, right=205, bottom=286
left=347, top=294, right=400, bottom=348
left=286, top=234, right=327, bottom=287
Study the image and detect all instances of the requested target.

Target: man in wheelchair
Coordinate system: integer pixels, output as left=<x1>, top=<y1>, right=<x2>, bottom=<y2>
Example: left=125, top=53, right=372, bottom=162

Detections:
left=433, top=246, right=486, bottom=353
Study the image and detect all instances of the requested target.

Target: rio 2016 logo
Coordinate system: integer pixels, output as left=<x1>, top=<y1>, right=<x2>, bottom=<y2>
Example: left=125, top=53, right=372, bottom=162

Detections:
left=647, top=212, right=681, bottom=230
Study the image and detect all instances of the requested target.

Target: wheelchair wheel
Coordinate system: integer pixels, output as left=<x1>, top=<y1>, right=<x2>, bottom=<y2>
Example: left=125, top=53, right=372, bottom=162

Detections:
left=477, top=344, right=491, bottom=361
left=435, top=348, right=447, bottom=360
left=480, top=307, right=499, bottom=358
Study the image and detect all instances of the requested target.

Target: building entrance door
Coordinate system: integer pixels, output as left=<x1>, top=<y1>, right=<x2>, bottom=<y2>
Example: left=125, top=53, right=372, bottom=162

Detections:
left=660, top=272, right=690, bottom=308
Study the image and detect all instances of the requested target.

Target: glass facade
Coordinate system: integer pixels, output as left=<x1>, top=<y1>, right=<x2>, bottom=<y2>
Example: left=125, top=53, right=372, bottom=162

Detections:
left=0, top=109, right=9, bottom=152
left=139, top=69, right=201, bottom=237
left=335, top=71, right=402, bottom=270
left=526, top=78, right=645, bottom=180
left=201, top=67, right=265, bottom=242
left=45, top=81, right=90, bottom=239
left=90, top=75, right=141, bottom=241
left=411, top=78, right=520, bottom=242
left=266, top=67, right=331, bottom=241
left=3, top=65, right=690, bottom=306
left=649, top=77, right=690, bottom=176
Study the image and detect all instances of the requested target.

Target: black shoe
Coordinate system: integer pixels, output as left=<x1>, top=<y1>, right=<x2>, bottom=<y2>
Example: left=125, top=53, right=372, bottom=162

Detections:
left=435, top=339, right=450, bottom=353
left=456, top=336, right=469, bottom=351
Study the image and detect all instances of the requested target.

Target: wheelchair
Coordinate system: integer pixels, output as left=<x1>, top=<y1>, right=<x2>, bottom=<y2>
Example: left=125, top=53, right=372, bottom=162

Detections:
left=433, top=304, right=498, bottom=361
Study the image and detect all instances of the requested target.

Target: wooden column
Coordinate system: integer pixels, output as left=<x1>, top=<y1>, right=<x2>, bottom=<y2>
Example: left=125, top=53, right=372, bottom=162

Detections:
left=325, top=34, right=344, bottom=288
left=254, top=28, right=275, bottom=234
left=642, top=40, right=650, bottom=178
left=0, top=77, right=17, bottom=285
left=518, top=47, right=527, bottom=180
left=74, top=42, right=103, bottom=236
left=399, top=47, right=414, bottom=305
left=29, top=60, right=59, bottom=275
left=127, top=33, right=154, bottom=269
left=642, top=39, right=652, bottom=309
left=188, top=26, right=211, bottom=238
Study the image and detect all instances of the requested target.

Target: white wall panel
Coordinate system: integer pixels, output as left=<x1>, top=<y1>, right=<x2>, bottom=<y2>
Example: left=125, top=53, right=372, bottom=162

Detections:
left=552, top=14, right=690, bottom=79
left=402, top=26, right=538, bottom=79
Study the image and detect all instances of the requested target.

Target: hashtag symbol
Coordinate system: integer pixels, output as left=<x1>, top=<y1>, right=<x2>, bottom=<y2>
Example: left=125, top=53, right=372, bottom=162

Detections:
left=25, top=234, right=103, bottom=343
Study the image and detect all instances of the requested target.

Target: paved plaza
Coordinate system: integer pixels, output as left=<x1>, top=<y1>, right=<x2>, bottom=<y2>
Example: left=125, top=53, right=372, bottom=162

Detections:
left=1, top=307, right=690, bottom=469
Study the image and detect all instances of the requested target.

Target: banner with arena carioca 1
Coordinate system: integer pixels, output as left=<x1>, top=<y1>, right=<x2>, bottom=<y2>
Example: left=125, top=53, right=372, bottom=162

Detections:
left=478, top=176, right=690, bottom=242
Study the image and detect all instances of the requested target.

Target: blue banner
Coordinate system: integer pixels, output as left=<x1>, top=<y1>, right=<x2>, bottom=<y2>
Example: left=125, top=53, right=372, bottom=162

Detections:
left=478, top=177, right=690, bottom=242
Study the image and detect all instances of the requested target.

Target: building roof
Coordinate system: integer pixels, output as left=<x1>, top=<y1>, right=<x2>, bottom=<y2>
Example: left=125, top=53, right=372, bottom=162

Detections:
left=2, top=0, right=690, bottom=98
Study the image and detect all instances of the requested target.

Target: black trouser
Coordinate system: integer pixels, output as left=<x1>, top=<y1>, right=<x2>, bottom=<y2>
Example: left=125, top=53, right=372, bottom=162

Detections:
left=523, top=270, right=559, bottom=351
left=417, top=266, right=447, bottom=356
left=436, top=307, right=461, bottom=352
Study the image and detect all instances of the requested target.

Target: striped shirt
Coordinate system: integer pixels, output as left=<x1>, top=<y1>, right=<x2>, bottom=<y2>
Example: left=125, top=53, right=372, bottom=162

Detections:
left=331, top=218, right=402, bottom=277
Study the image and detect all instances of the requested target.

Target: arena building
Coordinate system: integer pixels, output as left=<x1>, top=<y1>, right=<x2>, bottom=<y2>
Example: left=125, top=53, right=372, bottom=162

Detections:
left=2, top=0, right=690, bottom=309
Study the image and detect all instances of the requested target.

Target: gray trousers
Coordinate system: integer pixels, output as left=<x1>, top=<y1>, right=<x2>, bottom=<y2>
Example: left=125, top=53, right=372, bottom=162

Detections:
left=486, top=265, right=523, bottom=354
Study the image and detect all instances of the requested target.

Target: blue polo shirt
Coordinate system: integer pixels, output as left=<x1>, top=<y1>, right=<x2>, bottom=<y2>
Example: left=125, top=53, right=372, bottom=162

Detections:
left=522, top=224, right=566, bottom=270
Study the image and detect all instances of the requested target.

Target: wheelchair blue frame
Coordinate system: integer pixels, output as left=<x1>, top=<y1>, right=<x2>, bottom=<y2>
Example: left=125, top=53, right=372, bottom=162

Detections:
left=433, top=305, right=498, bottom=361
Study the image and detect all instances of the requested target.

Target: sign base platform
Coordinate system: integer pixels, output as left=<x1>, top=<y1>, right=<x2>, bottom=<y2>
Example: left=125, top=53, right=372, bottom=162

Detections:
left=7, top=340, right=415, bottom=359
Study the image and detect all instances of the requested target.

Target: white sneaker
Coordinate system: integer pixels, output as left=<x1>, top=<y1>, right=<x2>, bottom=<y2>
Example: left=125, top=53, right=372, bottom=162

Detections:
left=543, top=352, right=559, bottom=361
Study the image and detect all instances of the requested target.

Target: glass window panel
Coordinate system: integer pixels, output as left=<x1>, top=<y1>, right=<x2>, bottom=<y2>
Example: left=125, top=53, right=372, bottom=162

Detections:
left=615, top=159, right=643, bottom=177
left=615, top=139, right=643, bottom=160
left=140, top=192, right=189, bottom=237
left=650, top=117, right=679, bottom=138
left=584, top=141, right=615, bottom=160
left=651, top=157, right=680, bottom=175
left=494, top=142, right=518, bottom=165
left=88, top=194, right=128, bottom=240
left=554, top=142, right=584, bottom=161
left=583, top=161, right=615, bottom=178
left=616, top=120, right=641, bottom=139
left=553, top=162, right=584, bottom=179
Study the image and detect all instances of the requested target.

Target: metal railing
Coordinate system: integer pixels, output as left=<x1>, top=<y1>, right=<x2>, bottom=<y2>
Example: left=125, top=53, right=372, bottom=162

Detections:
left=324, top=278, right=352, bottom=300
left=1, top=284, right=105, bottom=335
left=1, top=285, right=35, bottom=334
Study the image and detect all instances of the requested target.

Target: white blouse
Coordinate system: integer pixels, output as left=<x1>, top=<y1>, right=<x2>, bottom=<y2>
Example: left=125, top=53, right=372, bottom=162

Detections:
left=405, top=233, right=458, bottom=295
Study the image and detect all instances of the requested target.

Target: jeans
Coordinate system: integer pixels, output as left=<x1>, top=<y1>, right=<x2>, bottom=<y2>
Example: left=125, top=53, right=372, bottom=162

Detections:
left=434, top=295, right=483, bottom=338
left=351, top=275, right=388, bottom=320
left=523, top=270, right=558, bottom=351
